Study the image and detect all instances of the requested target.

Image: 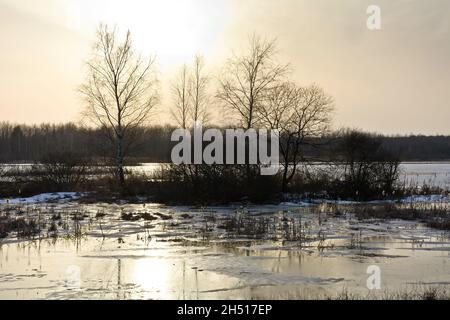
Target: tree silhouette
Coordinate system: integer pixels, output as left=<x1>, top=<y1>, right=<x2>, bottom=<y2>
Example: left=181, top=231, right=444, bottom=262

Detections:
left=80, top=25, right=159, bottom=189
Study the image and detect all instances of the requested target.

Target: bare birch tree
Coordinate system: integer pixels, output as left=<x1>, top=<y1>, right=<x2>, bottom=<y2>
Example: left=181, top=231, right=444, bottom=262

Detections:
left=217, top=34, right=289, bottom=129
left=260, top=83, right=334, bottom=192
left=171, top=55, right=210, bottom=128
left=189, top=55, right=210, bottom=125
left=171, top=64, right=191, bottom=129
left=80, top=25, right=159, bottom=188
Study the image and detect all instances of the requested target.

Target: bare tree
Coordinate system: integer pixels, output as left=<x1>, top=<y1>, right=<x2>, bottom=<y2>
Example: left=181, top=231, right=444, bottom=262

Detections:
left=189, top=55, right=210, bottom=125
left=217, top=34, right=289, bottom=129
left=171, top=64, right=191, bottom=129
left=260, top=83, right=334, bottom=192
left=80, top=25, right=159, bottom=188
left=172, top=55, right=210, bottom=129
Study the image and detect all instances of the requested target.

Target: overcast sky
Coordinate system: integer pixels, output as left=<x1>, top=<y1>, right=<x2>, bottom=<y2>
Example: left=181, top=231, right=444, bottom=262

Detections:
left=1, top=0, right=449, bottom=134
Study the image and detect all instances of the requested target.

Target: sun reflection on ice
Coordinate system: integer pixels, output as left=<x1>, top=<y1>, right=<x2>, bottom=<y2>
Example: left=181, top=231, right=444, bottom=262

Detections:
left=132, top=258, right=172, bottom=295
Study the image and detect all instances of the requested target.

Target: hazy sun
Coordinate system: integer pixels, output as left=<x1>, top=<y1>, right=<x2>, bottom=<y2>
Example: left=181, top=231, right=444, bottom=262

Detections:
left=64, top=0, right=229, bottom=67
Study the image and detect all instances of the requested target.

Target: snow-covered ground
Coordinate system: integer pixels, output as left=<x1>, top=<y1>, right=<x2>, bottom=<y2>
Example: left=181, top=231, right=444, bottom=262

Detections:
left=1, top=191, right=449, bottom=207
left=0, top=192, right=85, bottom=204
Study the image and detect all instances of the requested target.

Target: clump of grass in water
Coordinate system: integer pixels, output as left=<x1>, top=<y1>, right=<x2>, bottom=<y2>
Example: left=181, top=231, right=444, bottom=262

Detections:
left=0, top=215, right=40, bottom=239
left=214, top=209, right=322, bottom=245
left=121, top=212, right=141, bottom=221
left=354, top=203, right=450, bottom=231
left=219, top=212, right=275, bottom=239
left=120, top=211, right=170, bottom=221
left=348, top=229, right=363, bottom=249
left=47, top=221, right=58, bottom=238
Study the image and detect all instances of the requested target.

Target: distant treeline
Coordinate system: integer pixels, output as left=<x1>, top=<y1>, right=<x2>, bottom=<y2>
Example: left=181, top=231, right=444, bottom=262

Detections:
left=0, top=122, right=173, bottom=163
left=0, top=122, right=449, bottom=163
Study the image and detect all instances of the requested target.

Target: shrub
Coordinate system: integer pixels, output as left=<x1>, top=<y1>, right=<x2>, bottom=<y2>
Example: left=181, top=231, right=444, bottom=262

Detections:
left=336, top=130, right=401, bottom=200
left=36, top=152, right=87, bottom=191
left=152, top=164, right=281, bottom=205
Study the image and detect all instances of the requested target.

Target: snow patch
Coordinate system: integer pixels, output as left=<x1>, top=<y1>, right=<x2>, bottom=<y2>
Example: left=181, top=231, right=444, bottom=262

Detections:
left=401, top=194, right=450, bottom=203
left=0, top=192, right=85, bottom=204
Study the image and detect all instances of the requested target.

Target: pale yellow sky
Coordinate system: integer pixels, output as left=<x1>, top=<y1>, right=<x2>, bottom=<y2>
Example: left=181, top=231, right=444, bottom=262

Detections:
left=0, top=0, right=449, bottom=134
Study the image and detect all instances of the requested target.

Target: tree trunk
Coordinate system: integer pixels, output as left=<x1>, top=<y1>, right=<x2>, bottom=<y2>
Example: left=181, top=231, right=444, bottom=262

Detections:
left=116, top=136, right=125, bottom=190
left=281, top=162, right=289, bottom=193
left=245, top=120, right=252, bottom=185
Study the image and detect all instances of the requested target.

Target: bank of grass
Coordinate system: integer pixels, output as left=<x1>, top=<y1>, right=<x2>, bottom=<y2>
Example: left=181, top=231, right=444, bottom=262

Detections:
left=254, top=286, right=450, bottom=300
left=334, top=286, right=450, bottom=300
left=354, top=203, right=450, bottom=231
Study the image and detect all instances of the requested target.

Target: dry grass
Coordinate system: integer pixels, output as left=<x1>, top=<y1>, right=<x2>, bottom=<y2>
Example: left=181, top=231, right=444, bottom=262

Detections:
left=354, top=203, right=450, bottom=231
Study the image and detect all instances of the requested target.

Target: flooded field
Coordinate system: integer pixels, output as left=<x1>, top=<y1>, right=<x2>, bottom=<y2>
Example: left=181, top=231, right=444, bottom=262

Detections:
left=1, top=199, right=449, bottom=300
left=399, top=162, right=450, bottom=189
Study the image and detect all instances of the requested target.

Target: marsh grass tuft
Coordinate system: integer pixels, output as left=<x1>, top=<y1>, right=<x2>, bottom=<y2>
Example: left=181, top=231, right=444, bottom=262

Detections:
left=354, top=203, right=450, bottom=231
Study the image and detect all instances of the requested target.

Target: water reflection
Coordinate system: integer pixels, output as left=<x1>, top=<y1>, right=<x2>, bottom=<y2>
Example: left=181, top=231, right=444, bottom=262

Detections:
left=133, top=258, right=170, bottom=295
left=0, top=202, right=449, bottom=299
